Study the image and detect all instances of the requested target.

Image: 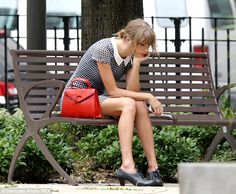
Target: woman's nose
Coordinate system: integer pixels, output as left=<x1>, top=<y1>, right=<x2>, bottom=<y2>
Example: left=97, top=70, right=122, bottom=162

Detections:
left=142, top=45, right=149, bottom=51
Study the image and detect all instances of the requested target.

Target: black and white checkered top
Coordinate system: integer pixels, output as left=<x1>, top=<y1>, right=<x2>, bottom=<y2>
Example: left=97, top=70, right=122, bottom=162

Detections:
left=61, top=37, right=133, bottom=104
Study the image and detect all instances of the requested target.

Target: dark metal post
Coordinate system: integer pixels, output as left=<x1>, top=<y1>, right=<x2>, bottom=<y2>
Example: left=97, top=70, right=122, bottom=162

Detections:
left=189, top=17, right=192, bottom=52
left=27, top=0, right=46, bottom=50
left=16, top=14, right=20, bottom=49
left=227, top=29, right=230, bottom=86
left=227, top=29, right=231, bottom=103
left=62, top=16, right=71, bottom=50
left=201, top=28, right=205, bottom=50
left=213, top=18, right=218, bottom=88
left=4, top=25, right=9, bottom=111
left=164, top=28, right=168, bottom=52
left=170, top=17, right=186, bottom=52
left=54, top=26, right=57, bottom=50
left=170, top=17, right=185, bottom=97
left=173, top=18, right=181, bottom=52
left=76, top=16, right=80, bottom=50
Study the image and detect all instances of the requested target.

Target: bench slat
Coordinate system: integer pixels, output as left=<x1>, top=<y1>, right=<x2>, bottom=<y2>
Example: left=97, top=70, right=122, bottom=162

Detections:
left=19, top=63, right=210, bottom=74
left=159, top=98, right=217, bottom=105
left=164, top=106, right=219, bottom=113
left=19, top=64, right=77, bottom=72
left=19, top=73, right=211, bottom=82
left=145, top=58, right=208, bottom=65
left=140, top=66, right=209, bottom=73
left=139, top=74, right=210, bottom=81
left=25, top=98, right=217, bottom=108
left=19, top=73, right=72, bottom=80
left=150, top=90, right=214, bottom=97
left=17, top=56, right=81, bottom=63
left=26, top=104, right=219, bottom=113
left=143, top=83, right=211, bottom=89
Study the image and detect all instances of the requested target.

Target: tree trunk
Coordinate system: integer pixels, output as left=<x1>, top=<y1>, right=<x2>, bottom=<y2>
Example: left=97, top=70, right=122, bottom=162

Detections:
left=81, top=0, right=143, bottom=50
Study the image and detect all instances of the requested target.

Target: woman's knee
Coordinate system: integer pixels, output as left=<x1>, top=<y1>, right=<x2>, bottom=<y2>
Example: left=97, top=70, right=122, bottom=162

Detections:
left=120, top=97, right=136, bottom=113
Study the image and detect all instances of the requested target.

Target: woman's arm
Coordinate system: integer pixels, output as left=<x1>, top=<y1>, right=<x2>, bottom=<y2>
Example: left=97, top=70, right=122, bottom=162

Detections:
left=97, top=61, right=162, bottom=115
left=97, top=62, right=150, bottom=101
left=126, top=61, right=140, bottom=92
left=126, top=55, right=150, bottom=91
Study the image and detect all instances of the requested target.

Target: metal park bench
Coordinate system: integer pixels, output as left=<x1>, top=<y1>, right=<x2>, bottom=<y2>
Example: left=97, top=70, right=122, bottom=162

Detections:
left=8, top=49, right=236, bottom=185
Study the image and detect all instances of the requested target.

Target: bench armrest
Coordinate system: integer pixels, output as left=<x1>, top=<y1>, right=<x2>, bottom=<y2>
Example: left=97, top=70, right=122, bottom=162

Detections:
left=160, top=112, right=177, bottom=121
left=22, top=80, right=65, bottom=96
left=20, top=80, right=65, bottom=119
left=150, top=112, right=177, bottom=122
left=214, top=83, right=236, bottom=101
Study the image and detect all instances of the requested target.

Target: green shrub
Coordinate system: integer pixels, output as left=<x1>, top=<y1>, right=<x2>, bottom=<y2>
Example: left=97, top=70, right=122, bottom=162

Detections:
left=1, top=92, right=235, bottom=183
left=212, top=142, right=236, bottom=161
left=0, top=109, right=76, bottom=183
left=163, top=125, right=219, bottom=154
left=76, top=125, right=121, bottom=169
left=155, top=127, right=201, bottom=182
left=75, top=125, right=201, bottom=182
left=219, top=94, right=236, bottom=119
left=38, top=93, right=236, bottom=182
left=74, top=101, right=236, bottom=182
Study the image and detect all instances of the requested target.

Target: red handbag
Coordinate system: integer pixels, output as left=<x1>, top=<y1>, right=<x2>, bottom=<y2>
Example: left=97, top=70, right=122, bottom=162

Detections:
left=61, top=78, right=102, bottom=118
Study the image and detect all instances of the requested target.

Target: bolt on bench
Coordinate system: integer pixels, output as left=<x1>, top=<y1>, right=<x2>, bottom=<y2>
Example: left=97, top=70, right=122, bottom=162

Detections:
left=8, top=50, right=236, bottom=185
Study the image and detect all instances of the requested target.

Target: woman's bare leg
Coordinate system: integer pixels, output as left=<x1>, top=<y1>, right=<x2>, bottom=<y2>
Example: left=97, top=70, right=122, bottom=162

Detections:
left=135, top=101, right=158, bottom=172
left=100, top=97, right=137, bottom=174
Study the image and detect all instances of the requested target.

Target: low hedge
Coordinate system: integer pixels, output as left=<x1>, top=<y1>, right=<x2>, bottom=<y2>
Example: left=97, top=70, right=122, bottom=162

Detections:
left=0, top=95, right=235, bottom=183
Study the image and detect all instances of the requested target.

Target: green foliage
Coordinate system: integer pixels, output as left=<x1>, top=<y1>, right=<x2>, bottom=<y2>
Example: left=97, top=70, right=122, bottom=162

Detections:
left=1, top=93, right=236, bottom=183
left=73, top=96, right=236, bottom=182
left=0, top=109, right=76, bottom=183
left=212, top=142, right=236, bottom=161
left=219, top=94, right=236, bottom=119
left=75, top=125, right=202, bottom=181
left=76, top=125, right=121, bottom=169
left=0, top=109, right=25, bottom=181
left=154, top=127, right=201, bottom=181
left=163, top=125, right=219, bottom=154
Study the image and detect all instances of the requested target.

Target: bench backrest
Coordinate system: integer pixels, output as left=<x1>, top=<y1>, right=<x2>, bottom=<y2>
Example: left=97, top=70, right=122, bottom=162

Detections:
left=11, top=50, right=220, bottom=120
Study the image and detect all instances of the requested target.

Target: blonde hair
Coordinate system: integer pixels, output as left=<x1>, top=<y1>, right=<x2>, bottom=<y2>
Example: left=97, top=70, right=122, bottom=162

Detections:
left=115, top=19, right=156, bottom=51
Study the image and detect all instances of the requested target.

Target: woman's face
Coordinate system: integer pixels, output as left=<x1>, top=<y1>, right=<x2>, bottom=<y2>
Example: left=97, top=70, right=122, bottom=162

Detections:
left=133, top=42, right=151, bottom=58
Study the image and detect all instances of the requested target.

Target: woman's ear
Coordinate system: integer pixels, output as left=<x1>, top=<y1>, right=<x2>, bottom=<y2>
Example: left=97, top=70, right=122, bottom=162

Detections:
left=126, top=37, right=132, bottom=44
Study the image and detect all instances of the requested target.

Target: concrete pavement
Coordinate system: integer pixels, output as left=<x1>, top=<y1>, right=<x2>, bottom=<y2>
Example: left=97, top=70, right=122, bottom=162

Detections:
left=0, top=183, right=179, bottom=194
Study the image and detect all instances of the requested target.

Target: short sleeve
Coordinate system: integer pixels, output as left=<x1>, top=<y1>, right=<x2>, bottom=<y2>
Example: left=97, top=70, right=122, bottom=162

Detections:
left=91, top=40, right=112, bottom=64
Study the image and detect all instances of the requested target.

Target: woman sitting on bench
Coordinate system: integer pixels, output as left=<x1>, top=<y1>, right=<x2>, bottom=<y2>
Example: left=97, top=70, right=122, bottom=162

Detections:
left=61, top=18, right=164, bottom=186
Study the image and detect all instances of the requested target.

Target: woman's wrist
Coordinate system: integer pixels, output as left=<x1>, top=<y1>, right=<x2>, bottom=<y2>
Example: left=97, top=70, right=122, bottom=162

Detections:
left=132, top=60, right=141, bottom=67
left=144, top=93, right=153, bottom=102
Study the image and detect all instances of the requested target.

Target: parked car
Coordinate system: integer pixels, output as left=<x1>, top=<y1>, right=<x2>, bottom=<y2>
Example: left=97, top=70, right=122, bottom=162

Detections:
left=0, top=32, right=19, bottom=113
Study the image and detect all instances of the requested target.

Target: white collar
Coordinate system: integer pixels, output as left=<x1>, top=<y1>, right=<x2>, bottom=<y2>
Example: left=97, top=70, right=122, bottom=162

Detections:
left=111, top=37, right=131, bottom=66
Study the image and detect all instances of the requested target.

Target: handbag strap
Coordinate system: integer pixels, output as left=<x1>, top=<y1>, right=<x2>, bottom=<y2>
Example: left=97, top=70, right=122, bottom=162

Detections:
left=70, top=77, right=91, bottom=88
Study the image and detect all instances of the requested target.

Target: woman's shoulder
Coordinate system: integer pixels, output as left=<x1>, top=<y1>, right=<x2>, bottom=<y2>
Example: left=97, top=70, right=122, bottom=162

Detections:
left=88, top=37, right=113, bottom=53
left=94, top=37, right=113, bottom=47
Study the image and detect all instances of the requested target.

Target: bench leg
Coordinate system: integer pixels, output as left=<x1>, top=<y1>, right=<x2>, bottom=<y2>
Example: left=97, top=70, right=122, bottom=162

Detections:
left=32, top=132, right=78, bottom=186
left=204, top=125, right=236, bottom=161
left=204, top=128, right=224, bottom=161
left=7, top=130, right=31, bottom=183
left=224, top=125, right=236, bottom=150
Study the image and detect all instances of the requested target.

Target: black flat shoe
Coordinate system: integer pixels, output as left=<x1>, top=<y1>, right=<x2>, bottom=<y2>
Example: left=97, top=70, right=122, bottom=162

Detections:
left=116, top=168, right=155, bottom=186
left=146, top=169, right=164, bottom=186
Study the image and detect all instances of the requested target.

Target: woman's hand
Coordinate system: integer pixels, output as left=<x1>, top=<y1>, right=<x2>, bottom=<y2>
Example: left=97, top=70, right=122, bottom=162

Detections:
left=147, top=94, right=163, bottom=116
left=133, top=53, right=150, bottom=65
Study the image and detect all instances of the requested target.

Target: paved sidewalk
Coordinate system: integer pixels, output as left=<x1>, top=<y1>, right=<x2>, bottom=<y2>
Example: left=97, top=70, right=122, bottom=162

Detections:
left=0, top=183, right=179, bottom=194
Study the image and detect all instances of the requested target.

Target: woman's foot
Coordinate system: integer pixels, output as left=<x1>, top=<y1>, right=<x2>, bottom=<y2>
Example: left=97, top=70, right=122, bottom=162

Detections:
left=116, top=168, right=155, bottom=186
left=146, top=169, right=164, bottom=186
